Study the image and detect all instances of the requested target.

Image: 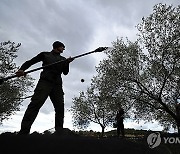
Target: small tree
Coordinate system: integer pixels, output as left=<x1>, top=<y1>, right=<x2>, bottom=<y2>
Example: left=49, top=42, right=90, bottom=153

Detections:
left=0, top=41, right=34, bottom=124
left=71, top=81, right=119, bottom=137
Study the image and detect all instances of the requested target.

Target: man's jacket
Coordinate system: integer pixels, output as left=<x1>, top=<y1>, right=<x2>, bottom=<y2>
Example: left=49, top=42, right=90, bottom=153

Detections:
left=19, top=50, right=69, bottom=84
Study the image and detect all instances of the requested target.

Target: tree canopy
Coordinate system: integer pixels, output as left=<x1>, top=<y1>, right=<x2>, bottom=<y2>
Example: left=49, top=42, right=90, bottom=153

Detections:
left=71, top=84, right=118, bottom=136
left=0, top=41, right=34, bottom=124
left=71, top=3, right=180, bottom=134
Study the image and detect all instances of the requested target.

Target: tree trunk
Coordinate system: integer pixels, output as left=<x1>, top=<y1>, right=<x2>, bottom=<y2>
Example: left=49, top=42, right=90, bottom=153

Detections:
left=100, top=125, right=105, bottom=137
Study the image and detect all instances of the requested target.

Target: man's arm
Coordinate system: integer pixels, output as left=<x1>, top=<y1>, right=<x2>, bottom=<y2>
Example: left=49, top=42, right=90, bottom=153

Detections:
left=16, top=52, right=44, bottom=76
left=62, top=57, right=74, bottom=75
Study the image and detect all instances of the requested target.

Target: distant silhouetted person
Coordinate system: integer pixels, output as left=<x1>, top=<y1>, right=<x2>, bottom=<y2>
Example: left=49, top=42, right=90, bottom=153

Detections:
left=115, top=107, right=125, bottom=138
left=16, top=41, right=74, bottom=135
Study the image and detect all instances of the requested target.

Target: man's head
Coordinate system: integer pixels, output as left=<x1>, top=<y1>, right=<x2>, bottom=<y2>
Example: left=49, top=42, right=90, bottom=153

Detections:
left=52, top=41, right=65, bottom=53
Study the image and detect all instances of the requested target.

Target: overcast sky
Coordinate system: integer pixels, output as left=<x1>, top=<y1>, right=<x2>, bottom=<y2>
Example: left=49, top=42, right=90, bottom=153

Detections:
left=0, top=0, right=179, bottom=133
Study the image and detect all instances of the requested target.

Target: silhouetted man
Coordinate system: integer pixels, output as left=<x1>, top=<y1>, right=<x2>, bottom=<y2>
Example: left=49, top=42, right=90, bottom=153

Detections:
left=16, top=41, right=74, bottom=135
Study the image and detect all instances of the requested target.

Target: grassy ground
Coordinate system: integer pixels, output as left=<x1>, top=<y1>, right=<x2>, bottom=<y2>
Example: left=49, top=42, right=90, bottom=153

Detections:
left=0, top=128, right=179, bottom=154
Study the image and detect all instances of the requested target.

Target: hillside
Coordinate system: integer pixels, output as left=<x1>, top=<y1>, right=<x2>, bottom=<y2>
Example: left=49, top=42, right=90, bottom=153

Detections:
left=0, top=128, right=179, bottom=154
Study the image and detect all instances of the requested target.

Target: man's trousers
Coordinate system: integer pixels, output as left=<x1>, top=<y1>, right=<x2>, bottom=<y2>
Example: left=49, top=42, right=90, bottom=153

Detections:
left=19, top=79, right=64, bottom=134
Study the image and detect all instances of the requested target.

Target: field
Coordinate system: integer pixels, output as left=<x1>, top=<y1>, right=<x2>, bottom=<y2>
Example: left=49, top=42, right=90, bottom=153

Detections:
left=0, top=128, right=179, bottom=154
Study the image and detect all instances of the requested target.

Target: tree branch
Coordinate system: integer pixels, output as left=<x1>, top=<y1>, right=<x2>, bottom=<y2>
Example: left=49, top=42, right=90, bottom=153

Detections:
left=157, top=98, right=178, bottom=121
left=158, top=59, right=177, bottom=98
left=133, top=79, right=159, bottom=100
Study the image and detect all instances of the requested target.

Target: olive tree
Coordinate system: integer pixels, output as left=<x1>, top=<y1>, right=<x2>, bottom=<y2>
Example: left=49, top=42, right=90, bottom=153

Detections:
left=97, top=3, right=180, bottom=133
left=70, top=3, right=180, bottom=134
left=71, top=81, right=118, bottom=137
left=0, top=41, right=34, bottom=124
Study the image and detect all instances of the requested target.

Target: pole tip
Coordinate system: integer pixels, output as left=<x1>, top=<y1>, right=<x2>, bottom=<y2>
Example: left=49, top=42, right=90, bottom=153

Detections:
left=95, top=47, right=108, bottom=52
